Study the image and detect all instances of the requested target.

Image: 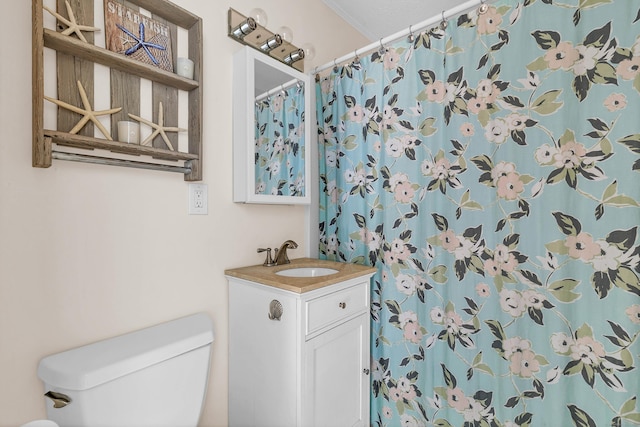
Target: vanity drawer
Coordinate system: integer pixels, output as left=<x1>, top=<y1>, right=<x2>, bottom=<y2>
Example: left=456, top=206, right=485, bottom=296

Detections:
left=305, top=283, right=368, bottom=336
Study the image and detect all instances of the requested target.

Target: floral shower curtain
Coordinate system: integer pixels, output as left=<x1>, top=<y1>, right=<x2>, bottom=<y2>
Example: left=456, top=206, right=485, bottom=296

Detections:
left=316, top=0, right=640, bottom=425
left=255, top=84, right=306, bottom=196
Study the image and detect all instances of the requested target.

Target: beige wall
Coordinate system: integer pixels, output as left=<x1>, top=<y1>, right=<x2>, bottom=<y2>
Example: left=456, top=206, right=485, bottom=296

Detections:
left=0, top=1, right=367, bottom=425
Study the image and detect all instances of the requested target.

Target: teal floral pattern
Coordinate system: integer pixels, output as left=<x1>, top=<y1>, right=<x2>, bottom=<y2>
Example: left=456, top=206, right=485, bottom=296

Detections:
left=254, top=84, right=305, bottom=196
left=316, top=0, right=640, bottom=425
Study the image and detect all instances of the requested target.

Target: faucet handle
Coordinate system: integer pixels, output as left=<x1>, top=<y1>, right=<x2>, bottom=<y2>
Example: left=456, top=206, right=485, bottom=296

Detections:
left=257, top=248, right=276, bottom=267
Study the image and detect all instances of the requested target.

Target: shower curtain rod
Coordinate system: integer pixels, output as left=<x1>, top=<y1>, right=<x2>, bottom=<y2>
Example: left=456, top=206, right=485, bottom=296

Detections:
left=313, top=0, right=484, bottom=75
left=255, top=77, right=301, bottom=102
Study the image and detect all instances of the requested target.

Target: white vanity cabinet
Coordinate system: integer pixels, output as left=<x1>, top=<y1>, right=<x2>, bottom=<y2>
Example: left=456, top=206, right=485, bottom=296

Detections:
left=226, top=259, right=376, bottom=427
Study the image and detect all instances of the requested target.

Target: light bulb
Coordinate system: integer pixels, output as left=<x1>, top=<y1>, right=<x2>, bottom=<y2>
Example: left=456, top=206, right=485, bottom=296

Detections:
left=249, top=8, right=268, bottom=26
left=277, top=26, right=293, bottom=43
left=301, top=43, right=316, bottom=61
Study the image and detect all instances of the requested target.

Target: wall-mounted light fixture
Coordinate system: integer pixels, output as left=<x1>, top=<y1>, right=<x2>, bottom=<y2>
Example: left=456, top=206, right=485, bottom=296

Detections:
left=228, top=8, right=309, bottom=72
left=230, top=17, right=257, bottom=39
left=283, top=49, right=305, bottom=65
left=260, top=34, right=283, bottom=52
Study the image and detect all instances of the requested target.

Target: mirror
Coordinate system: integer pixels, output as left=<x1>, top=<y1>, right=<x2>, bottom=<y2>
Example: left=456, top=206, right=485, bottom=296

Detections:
left=233, top=47, right=311, bottom=204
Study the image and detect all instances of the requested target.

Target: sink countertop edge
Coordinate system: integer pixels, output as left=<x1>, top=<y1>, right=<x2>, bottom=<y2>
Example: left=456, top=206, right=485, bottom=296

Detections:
left=224, top=257, right=377, bottom=293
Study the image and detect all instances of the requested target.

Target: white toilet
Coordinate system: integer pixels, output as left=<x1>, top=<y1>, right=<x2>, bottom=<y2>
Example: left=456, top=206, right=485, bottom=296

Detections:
left=37, top=313, right=214, bottom=427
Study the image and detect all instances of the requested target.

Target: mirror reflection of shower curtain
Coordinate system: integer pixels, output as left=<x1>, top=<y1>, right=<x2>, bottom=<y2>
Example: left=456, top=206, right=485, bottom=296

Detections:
left=254, top=85, right=305, bottom=197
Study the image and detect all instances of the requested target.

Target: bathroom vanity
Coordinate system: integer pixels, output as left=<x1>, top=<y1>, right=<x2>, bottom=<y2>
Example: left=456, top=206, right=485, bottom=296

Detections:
left=225, top=258, right=376, bottom=427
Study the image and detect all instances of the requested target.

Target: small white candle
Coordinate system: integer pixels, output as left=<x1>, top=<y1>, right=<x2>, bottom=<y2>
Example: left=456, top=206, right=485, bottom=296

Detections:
left=117, top=121, right=140, bottom=144
left=177, top=57, right=195, bottom=80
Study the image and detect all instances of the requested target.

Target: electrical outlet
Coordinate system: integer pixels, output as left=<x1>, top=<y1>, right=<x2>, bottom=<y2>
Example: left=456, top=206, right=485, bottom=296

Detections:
left=188, top=183, right=208, bottom=215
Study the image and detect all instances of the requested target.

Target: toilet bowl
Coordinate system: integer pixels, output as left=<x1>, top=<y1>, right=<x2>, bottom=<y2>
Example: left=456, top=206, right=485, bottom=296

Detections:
left=37, top=313, right=214, bottom=427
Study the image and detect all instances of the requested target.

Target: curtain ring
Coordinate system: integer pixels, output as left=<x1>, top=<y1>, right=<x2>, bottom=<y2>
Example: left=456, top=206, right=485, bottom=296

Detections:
left=439, top=11, right=448, bottom=30
left=352, top=49, right=360, bottom=64
left=478, top=0, right=489, bottom=15
left=407, top=25, right=415, bottom=43
left=333, top=58, right=338, bottom=72
left=378, top=38, right=386, bottom=55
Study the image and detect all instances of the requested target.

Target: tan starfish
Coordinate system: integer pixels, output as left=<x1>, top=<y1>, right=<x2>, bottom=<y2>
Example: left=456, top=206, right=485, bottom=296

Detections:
left=45, top=80, right=122, bottom=140
left=128, top=102, right=185, bottom=151
left=43, top=0, right=100, bottom=43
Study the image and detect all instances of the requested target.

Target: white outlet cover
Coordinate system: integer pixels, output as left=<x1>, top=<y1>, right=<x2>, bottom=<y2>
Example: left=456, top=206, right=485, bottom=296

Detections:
left=188, top=183, right=208, bottom=215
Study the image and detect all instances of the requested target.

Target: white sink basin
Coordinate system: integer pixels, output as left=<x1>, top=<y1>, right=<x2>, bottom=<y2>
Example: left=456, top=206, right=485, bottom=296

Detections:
left=275, top=267, right=339, bottom=278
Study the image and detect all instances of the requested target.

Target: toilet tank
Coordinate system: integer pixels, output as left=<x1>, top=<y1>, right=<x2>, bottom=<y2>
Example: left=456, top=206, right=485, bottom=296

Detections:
left=37, top=313, right=214, bottom=427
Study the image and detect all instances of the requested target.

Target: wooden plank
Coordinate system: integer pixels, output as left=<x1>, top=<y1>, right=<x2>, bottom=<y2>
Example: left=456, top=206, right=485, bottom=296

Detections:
left=185, top=18, right=203, bottom=181
left=45, top=130, right=198, bottom=161
left=128, top=0, right=199, bottom=28
left=109, top=1, right=141, bottom=141
left=32, top=0, right=49, bottom=167
left=110, top=69, right=141, bottom=141
left=44, top=30, right=198, bottom=91
left=55, top=0, right=94, bottom=137
left=152, top=17, right=178, bottom=151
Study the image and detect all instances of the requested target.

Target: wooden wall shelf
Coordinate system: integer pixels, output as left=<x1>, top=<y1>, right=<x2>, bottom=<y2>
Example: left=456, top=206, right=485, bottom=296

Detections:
left=32, top=0, right=204, bottom=180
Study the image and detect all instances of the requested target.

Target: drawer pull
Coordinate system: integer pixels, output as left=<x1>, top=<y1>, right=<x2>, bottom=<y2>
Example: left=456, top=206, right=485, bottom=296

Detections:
left=338, top=302, right=346, bottom=309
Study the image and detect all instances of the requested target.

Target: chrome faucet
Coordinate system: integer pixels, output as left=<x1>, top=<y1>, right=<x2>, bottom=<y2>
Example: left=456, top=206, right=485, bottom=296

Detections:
left=274, top=240, right=298, bottom=265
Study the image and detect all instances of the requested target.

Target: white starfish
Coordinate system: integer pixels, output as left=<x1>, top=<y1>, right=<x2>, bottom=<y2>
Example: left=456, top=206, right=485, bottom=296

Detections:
left=43, top=0, right=100, bottom=43
left=45, top=80, right=122, bottom=140
left=128, top=102, right=185, bottom=151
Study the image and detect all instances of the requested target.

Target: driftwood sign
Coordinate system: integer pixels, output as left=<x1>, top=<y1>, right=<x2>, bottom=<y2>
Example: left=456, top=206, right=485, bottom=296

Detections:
left=103, top=1, right=173, bottom=72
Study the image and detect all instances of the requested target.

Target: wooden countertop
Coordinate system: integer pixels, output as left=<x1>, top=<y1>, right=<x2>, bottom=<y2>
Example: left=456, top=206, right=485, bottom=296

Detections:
left=224, top=257, right=377, bottom=294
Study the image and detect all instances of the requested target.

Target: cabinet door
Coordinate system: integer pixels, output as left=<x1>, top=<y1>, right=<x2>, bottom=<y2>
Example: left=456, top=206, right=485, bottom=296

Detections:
left=304, top=314, right=369, bottom=427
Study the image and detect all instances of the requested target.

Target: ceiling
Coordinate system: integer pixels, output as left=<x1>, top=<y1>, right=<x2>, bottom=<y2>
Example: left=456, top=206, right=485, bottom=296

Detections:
left=323, top=0, right=471, bottom=41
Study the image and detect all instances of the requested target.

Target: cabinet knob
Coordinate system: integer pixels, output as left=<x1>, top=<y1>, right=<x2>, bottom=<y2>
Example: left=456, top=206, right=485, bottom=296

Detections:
left=338, top=302, right=346, bottom=309
left=363, top=368, right=370, bottom=375
left=268, top=299, right=283, bottom=321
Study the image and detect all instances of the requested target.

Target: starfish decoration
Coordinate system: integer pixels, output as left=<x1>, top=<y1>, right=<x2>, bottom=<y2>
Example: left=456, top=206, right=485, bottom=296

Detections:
left=45, top=80, right=122, bottom=140
left=128, top=102, right=185, bottom=151
left=43, top=0, right=100, bottom=43
left=116, top=23, right=166, bottom=66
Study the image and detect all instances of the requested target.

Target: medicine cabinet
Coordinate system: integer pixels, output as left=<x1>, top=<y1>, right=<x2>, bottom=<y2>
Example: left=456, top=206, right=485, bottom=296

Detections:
left=232, top=46, right=311, bottom=204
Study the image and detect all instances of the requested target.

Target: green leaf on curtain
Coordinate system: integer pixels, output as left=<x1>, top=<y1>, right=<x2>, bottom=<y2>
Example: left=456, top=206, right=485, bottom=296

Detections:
left=607, top=320, right=631, bottom=343
left=418, top=69, right=436, bottom=85
left=606, top=227, right=637, bottom=251
left=568, top=404, right=597, bottom=427
left=622, top=413, right=640, bottom=423
left=590, top=62, right=618, bottom=85
left=419, top=117, right=437, bottom=137
left=634, top=74, right=640, bottom=94
left=549, top=278, right=581, bottom=302
left=584, top=22, right=611, bottom=48
left=617, top=134, right=640, bottom=154
left=611, top=266, right=640, bottom=295
left=579, top=0, right=613, bottom=8
left=552, top=211, right=582, bottom=236
left=573, top=75, right=591, bottom=101
left=433, top=419, right=454, bottom=427
left=545, top=239, right=569, bottom=255
left=620, top=396, right=637, bottom=416
left=532, top=90, right=563, bottom=115
left=445, top=37, right=463, bottom=55
left=385, top=300, right=401, bottom=315
left=432, top=213, right=448, bottom=231
left=531, top=30, right=560, bottom=50
left=429, top=265, right=448, bottom=283
left=441, top=364, right=457, bottom=388
left=527, top=56, right=548, bottom=71
left=344, top=95, right=356, bottom=108
left=592, top=271, right=613, bottom=298
left=485, top=319, right=506, bottom=340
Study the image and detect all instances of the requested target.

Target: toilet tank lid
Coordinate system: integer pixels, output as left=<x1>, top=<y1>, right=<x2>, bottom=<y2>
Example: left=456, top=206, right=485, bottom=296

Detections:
left=37, top=313, right=214, bottom=391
